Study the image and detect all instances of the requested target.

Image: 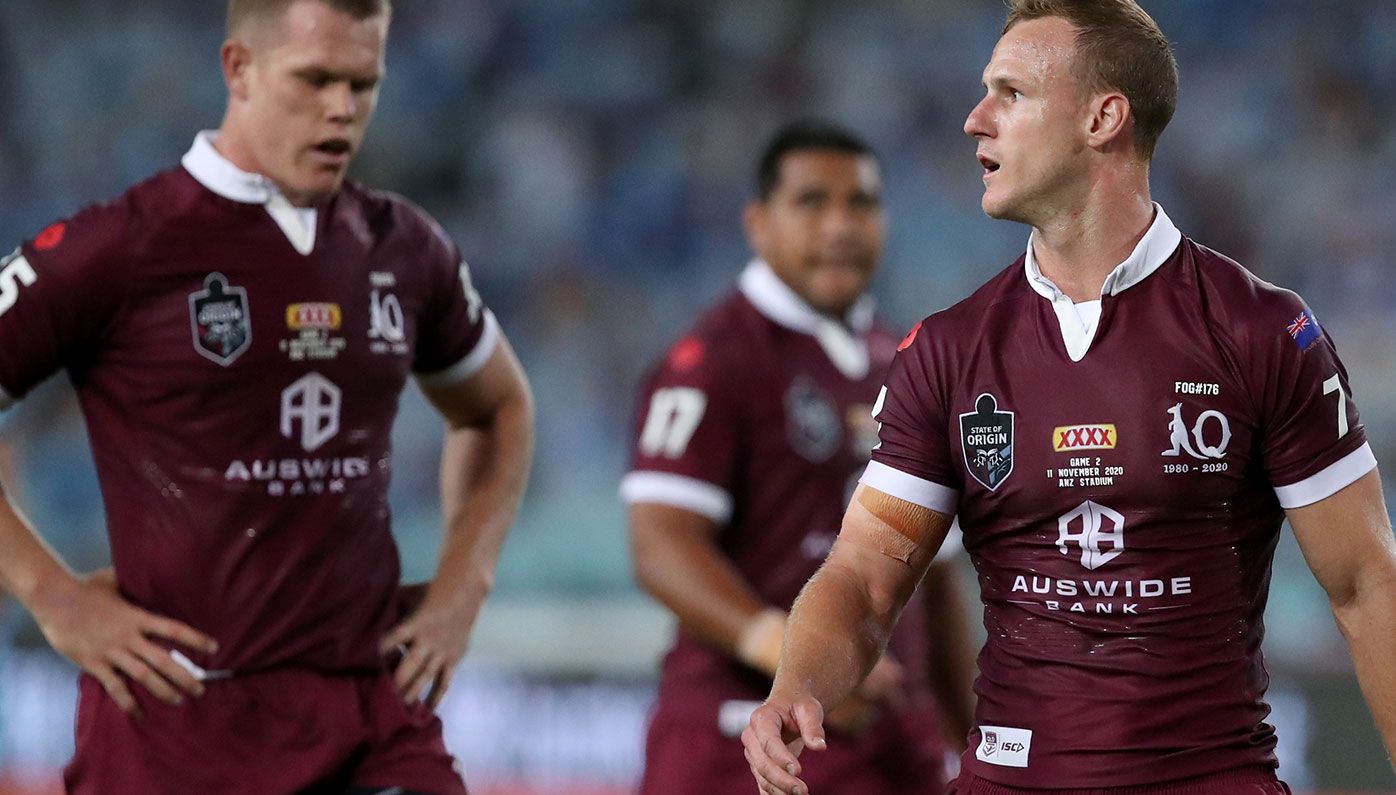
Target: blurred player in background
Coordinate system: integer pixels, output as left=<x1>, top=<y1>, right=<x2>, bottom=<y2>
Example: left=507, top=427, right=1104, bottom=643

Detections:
left=745, top=1, right=1396, bottom=794
left=0, top=1, right=534, bottom=792
left=623, top=123, right=976, bottom=794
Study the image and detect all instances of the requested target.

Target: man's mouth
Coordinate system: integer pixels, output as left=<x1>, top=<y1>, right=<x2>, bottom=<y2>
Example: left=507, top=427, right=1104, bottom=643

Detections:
left=313, top=138, right=353, bottom=158
left=977, top=153, right=1001, bottom=176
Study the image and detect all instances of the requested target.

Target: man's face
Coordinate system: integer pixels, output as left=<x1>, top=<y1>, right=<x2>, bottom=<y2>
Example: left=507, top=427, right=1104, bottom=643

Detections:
left=964, top=17, right=1090, bottom=223
left=746, top=150, right=885, bottom=316
left=230, top=1, right=387, bottom=204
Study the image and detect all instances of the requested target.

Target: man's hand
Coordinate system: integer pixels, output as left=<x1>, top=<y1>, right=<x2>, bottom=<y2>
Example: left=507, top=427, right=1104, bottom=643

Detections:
left=743, top=695, right=827, bottom=795
left=28, top=571, right=218, bottom=717
left=379, top=582, right=483, bottom=710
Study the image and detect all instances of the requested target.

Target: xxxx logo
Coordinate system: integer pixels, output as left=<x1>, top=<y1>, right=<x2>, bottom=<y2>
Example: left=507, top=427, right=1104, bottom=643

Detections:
left=1053, top=424, right=1117, bottom=452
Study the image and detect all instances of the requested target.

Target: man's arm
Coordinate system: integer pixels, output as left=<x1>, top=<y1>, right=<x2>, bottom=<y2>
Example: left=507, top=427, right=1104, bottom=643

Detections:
left=380, top=334, right=534, bottom=708
left=0, top=488, right=217, bottom=716
left=630, top=502, right=782, bottom=673
left=743, top=485, right=952, bottom=795
left=921, top=558, right=977, bottom=749
left=630, top=501, right=909, bottom=735
left=1288, top=468, right=1396, bottom=766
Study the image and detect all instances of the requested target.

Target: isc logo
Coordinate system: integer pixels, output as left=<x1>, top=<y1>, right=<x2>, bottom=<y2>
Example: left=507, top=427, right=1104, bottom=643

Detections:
left=977, top=725, right=1032, bottom=768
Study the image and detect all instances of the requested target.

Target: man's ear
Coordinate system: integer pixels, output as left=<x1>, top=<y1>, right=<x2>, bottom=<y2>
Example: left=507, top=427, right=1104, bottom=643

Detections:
left=1085, top=91, right=1132, bottom=152
left=222, top=39, right=254, bottom=102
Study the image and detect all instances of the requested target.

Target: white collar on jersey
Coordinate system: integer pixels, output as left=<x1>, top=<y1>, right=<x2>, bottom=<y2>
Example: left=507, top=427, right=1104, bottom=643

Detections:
left=1022, top=203, right=1183, bottom=362
left=181, top=131, right=319, bottom=256
left=738, top=259, right=875, bottom=380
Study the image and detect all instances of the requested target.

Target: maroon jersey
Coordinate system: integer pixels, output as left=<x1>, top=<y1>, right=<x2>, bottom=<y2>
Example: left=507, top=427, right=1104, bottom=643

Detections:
left=0, top=133, right=497, bottom=674
left=621, top=261, right=948, bottom=739
left=863, top=206, right=1374, bottom=789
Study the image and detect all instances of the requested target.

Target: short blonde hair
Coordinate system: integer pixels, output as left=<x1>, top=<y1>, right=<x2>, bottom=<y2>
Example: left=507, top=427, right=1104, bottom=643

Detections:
left=1005, top=0, right=1178, bottom=160
left=227, top=0, right=390, bottom=37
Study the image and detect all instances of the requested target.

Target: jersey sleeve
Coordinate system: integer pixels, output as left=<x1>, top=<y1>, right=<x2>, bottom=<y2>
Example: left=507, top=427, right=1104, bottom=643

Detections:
left=618, top=335, right=742, bottom=524
left=860, top=320, right=961, bottom=515
left=411, top=214, right=499, bottom=387
left=1252, top=296, right=1374, bottom=509
left=0, top=210, right=130, bottom=406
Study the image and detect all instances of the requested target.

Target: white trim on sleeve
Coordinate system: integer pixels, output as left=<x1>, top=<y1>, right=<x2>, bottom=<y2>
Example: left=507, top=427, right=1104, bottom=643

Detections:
left=932, top=520, right=965, bottom=564
left=859, top=460, right=959, bottom=515
left=619, top=471, right=734, bottom=524
left=414, top=310, right=501, bottom=389
left=1273, top=442, right=1378, bottom=509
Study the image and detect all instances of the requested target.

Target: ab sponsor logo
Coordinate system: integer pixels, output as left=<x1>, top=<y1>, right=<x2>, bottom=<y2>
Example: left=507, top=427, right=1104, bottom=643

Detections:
left=223, top=372, right=372, bottom=497
left=1008, top=500, right=1193, bottom=616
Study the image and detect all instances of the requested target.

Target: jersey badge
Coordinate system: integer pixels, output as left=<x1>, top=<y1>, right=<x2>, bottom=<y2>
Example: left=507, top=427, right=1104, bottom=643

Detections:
left=785, top=377, right=841, bottom=463
left=1286, top=308, right=1322, bottom=351
left=960, top=393, right=1015, bottom=490
left=368, top=275, right=409, bottom=356
left=1161, top=403, right=1230, bottom=460
left=667, top=337, right=705, bottom=372
left=1053, top=424, right=1116, bottom=452
left=280, top=303, right=346, bottom=361
left=189, top=273, right=252, bottom=366
left=897, top=321, right=922, bottom=351
left=34, top=222, right=67, bottom=251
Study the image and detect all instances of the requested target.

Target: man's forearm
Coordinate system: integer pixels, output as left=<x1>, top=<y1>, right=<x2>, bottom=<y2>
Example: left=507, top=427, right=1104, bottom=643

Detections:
left=770, top=556, right=894, bottom=711
left=0, top=490, right=77, bottom=608
left=629, top=502, right=780, bottom=673
left=431, top=392, right=533, bottom=612
left=1333, top=570, right=1396, bottom=762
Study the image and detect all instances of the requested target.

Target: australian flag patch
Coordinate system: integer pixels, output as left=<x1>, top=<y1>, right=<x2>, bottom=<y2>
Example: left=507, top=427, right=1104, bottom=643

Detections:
left=1286, top=308, right=1322, bottom=351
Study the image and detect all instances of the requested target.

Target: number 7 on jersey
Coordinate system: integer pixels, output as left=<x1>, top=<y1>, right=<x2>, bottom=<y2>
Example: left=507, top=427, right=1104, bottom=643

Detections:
left=1322, top=374, right=1348, bottom=439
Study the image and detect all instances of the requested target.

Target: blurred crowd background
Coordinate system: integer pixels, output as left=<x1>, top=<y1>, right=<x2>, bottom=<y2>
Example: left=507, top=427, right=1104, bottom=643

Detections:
left=0, top=0, right=1394, bottom=792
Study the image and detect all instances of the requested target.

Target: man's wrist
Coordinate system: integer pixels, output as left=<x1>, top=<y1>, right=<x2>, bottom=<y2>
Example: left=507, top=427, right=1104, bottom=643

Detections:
left=736, top=607, right=787, bottom=677
left=17, top=565, right=81, bottom=616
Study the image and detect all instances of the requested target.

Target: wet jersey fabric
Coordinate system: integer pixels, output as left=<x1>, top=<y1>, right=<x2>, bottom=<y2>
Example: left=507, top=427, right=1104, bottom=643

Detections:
left=0, top=133, right=498, bottom=675
left=622, top=261, right=950, bottom=791
left=862, top=206, right=1372, bottom=788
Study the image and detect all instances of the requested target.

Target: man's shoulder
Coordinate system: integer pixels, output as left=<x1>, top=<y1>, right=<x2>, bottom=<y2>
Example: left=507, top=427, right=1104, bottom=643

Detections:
left=914, top=257, right=1029, bottom=348
left=338, top=181, right=451, bottom=248
left=1180, top=238, right=1312, bottom=342
left=27, top=167, right=195, bottom=267
left=644, top=291, right=765, bottom=384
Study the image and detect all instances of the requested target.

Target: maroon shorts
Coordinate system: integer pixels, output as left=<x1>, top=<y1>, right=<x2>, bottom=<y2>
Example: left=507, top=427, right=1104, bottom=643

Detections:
left=947, top=766, right=1290, bottom=795
left=63, top=667, right=467, bottom=795
left=638, top=705, right=948, bottom=795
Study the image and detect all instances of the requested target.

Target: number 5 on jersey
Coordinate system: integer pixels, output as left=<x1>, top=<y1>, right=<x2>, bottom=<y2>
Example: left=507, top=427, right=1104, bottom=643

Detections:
left=640, top=387, right=707, bottom=458
left=0, top=250, right=37, bottom=317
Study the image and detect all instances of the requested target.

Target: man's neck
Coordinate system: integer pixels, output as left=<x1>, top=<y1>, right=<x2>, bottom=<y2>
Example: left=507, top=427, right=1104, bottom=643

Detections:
left=1030, top=183, right=1155, bottom=303
left=211, top=121, right=320, bottom=208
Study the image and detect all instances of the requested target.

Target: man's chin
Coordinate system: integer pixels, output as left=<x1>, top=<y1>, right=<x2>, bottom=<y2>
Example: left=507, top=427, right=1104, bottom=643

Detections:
left=283, top=174, right=346, bottom=206
left=981, top=194, right=1026, bottom=223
